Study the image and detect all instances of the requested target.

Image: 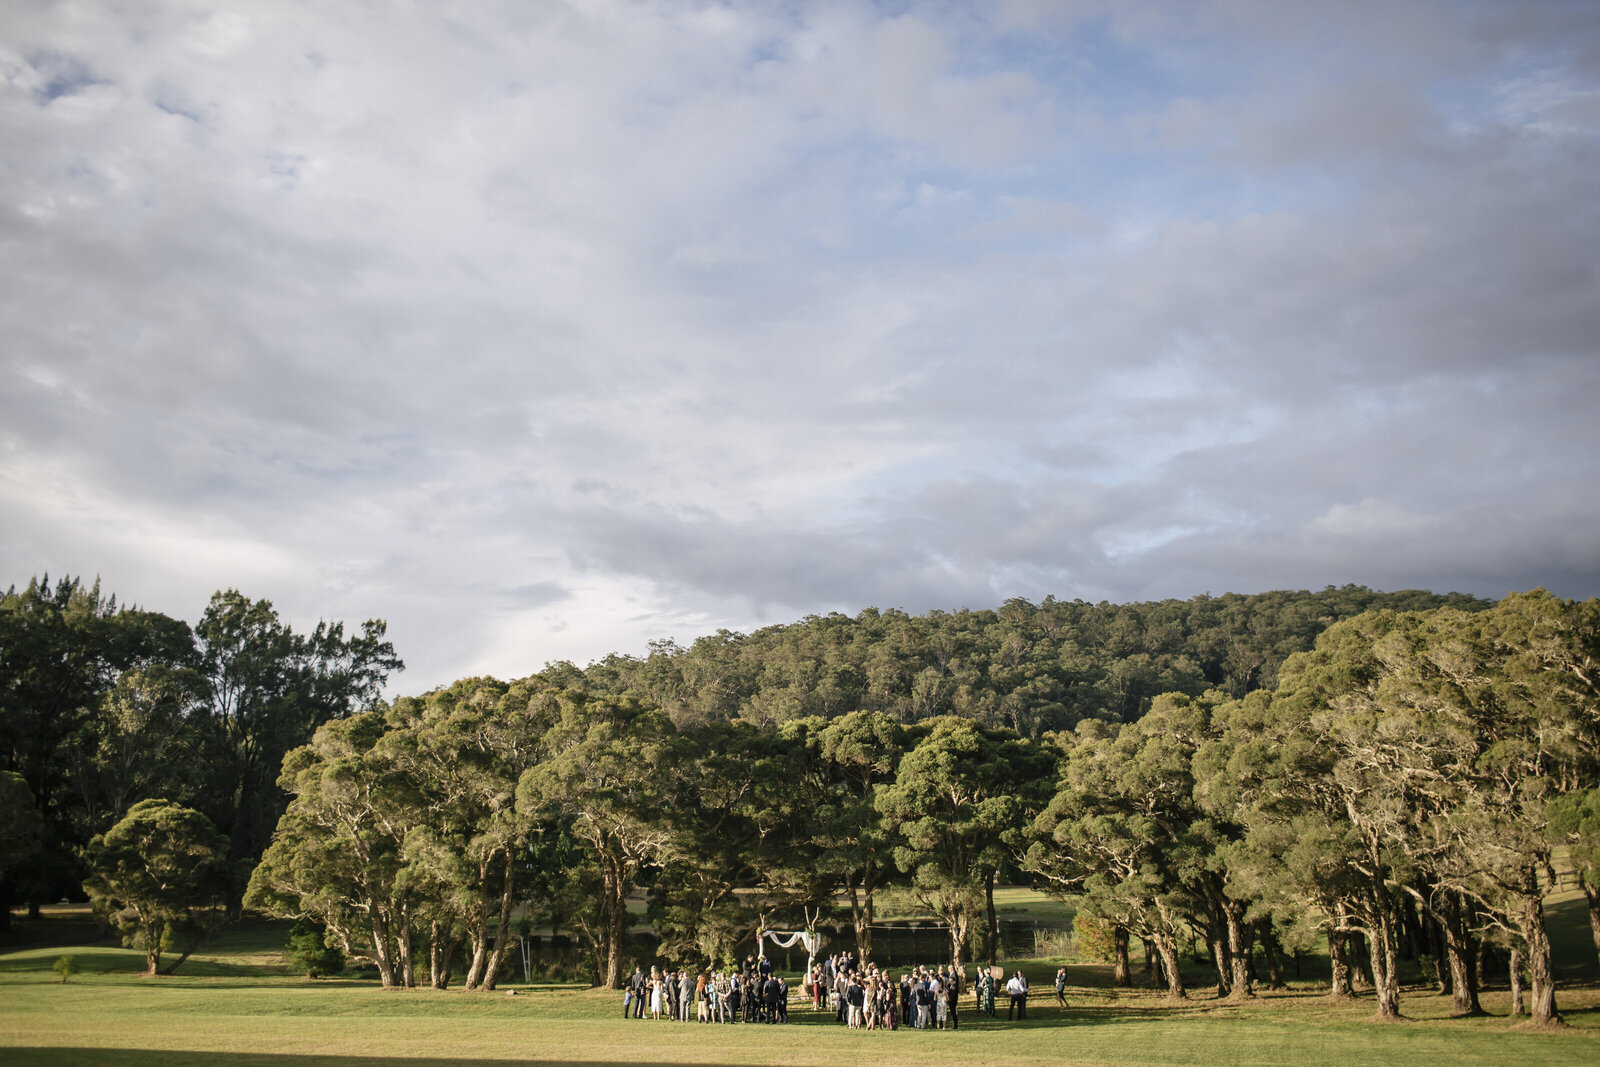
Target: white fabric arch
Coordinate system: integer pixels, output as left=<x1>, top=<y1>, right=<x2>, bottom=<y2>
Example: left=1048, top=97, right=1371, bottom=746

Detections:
left=757, top=927, right=821, bottom=990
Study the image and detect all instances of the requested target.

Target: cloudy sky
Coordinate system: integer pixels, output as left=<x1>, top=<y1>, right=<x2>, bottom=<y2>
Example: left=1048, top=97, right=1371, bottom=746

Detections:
left=3, top=0, right=1597, bottom=693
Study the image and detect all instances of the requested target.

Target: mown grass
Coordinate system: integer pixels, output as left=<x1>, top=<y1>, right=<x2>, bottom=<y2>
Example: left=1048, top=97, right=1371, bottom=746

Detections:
left=3, top=896, right=1597, bottom=1067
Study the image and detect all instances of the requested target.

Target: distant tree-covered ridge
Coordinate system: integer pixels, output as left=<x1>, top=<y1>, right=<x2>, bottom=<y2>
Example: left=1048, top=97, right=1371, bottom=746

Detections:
left=553, top=586, right=1489, bottom=735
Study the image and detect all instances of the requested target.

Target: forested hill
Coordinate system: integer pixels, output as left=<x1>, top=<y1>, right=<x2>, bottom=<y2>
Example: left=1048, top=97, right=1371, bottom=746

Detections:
left=538, top=585, right=1490, bottom=737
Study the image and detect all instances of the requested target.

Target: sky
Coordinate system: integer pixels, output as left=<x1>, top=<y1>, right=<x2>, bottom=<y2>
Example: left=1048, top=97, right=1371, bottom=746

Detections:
left=3, top=0, right=1598, bottom=694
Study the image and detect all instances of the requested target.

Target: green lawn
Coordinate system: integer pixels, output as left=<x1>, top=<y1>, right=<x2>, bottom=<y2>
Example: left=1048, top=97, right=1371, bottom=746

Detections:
left=4, top=930, right=1598, bottom=1067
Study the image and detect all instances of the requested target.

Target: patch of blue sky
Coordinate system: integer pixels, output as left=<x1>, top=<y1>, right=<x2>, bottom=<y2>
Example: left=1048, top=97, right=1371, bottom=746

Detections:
left=27, top=52, right=106, bottom=103
left=1099, top=523, right=1207, bottom=564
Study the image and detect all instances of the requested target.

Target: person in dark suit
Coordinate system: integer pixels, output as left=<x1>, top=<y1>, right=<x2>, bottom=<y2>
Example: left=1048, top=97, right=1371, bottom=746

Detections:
left=762, top=974, right=781, bottom=1022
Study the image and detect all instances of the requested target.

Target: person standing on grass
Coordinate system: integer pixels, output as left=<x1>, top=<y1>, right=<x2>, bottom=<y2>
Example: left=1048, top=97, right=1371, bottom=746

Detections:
left=982, top=969, right=997, bottom=1016
left=1005, top=971, right=1023, bottom=1020
left=649, top=967, right=664, bottom=1020
left=679, top=969, right=694, bottom=1021
left=1055, top=965, right=1068, bottom=1008
left=946, top=968, right=960, bottom=1030
left=625, top=966, right=641, bottom=1018
left=917, top=973, right=936, bottom=1028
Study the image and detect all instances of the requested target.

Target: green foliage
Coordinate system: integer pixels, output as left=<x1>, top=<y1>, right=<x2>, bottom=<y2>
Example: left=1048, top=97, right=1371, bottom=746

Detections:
left=1070, top=915, right=1116, bottom=962
left=515, top=689, right=685, bottom=988
left=194, top=590, right=403, bottom=887
left=244, top=712, right=415, bottom=989
left=0, top=770, right=44, bottom=882
left=877, top=716, right=1055, bottom=967
left=556, top=587, right=1486, bottom=735
left=282, top=918, right=344, bottom=978
left=51, top=955, right=78, bottom=983
left=0, top=575, right=195, bottom=908
left=84, top=798, right=231, bottom=976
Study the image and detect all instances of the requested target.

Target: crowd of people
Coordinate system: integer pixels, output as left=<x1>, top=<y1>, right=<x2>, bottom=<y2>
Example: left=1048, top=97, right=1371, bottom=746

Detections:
left=623, top=951, right=1062, bottom=1031
left=623, top=954, right=790, bottom=1023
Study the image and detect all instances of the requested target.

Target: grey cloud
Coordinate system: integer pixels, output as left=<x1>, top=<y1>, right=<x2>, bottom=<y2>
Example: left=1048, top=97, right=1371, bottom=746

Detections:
left=2, top=1, right=1596, bottom=688
left=502, top=581, right=571, bottom=609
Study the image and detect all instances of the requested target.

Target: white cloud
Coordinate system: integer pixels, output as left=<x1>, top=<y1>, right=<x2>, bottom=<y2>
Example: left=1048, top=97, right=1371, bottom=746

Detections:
left=1, top=1, right=1596, bottom=692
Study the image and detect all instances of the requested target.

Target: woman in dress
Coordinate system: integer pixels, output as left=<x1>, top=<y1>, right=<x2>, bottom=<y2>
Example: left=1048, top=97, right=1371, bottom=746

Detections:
left=649, top=967, right=664, bottom=1020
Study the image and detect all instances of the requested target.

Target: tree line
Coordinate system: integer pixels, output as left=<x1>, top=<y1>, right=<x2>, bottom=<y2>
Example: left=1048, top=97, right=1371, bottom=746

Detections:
left=0, top=576, right=399, bottom=948
left=5, top=576, right=1596, bottom=1031
left=238, top=590, right=1598, bottom=1032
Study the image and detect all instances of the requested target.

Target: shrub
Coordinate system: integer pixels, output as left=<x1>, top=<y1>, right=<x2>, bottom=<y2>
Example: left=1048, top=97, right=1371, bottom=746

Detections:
left=283, top=918, right=345, bottom=979
left=53, top=956, right=79, bottom=983
left=1071, top=915, right=1117, bottom=963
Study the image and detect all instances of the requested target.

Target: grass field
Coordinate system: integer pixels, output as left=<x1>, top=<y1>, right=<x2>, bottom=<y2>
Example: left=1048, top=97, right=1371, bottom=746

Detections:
left=3, top=895, right=1597, bottom=1067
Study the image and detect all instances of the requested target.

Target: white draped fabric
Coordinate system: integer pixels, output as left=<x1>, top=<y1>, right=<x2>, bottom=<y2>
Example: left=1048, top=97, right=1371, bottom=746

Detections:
left=757, top=928, right=821, bottom=987
left=760, top=929, right=816, bottom=954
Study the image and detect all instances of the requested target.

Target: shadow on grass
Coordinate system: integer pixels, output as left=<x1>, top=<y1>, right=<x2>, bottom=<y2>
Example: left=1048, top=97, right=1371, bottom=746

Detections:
left=0, top=953, right=292, bottom=981
left=2, top=1054, right=746, bottom=1067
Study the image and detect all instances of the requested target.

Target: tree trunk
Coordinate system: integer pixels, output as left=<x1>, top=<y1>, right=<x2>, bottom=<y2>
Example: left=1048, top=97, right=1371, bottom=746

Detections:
left=399, top=915, right=416, bottom=989
left=463, top=934, right=489, bottom=990
left=1515, top=879, right=1561, bottom=1026
left=429, top=921, right=457, bottom=989
left=481, top=858, right=516, bottom=991
left=943, top=903, right=970, bottom=971
left=1428, top=913, right=1448, bottom=994
left=1113, top=925, right=1132, bottom=987
left=1223, top=903, right=1253, bottom=1000
left=1353, top=930, right=1375, bottom=990
left=1207, top=916, right=1230, bottom=997
left=463, top=858, right=493, bottom=989
left=1510, top=946, right=1524, bottom=1016
left=1144, top=937, right=1158, bottom=987
left=1259, top=923, right=1287, bottom=991
left=371, top=914, right=398, bottom=989
left=1154, top=933, right=1186, bottom=1000
left=600, top=848, right=627, bottom=989
left=1328, top=922, right=1354, bottom=999
left=985, top=868, right=998, bottom=968
left=846, top=875, right=874, bottom=964
left=1369, top=902, right=1402, bottom=1020
left=1440, top=892, right=1482, bottom=1016
left=143, top=918, right=162, bottom=976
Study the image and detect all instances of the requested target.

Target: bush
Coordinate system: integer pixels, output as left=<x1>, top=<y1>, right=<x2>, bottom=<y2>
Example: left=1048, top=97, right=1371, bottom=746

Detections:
left=1071, top=916, right=1117, bottom=963
left=53, top=956, right=79, bottom=983
left=283, top=918, right=345, bottom=979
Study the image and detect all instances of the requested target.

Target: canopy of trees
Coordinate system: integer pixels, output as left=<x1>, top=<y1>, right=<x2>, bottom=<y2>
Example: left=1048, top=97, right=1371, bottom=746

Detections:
left=10, top=573, right=1597, bottom=1034
left=0, top=576, right=401, bottom=928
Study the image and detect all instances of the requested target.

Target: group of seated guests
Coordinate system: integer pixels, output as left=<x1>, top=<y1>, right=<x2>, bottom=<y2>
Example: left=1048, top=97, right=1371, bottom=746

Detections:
left=624, top=955, right=790, bottom=1023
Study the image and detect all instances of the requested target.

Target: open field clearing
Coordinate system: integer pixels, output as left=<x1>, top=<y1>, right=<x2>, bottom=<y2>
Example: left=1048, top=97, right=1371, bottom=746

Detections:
left=3, top=908, right=1597, bottom=1067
